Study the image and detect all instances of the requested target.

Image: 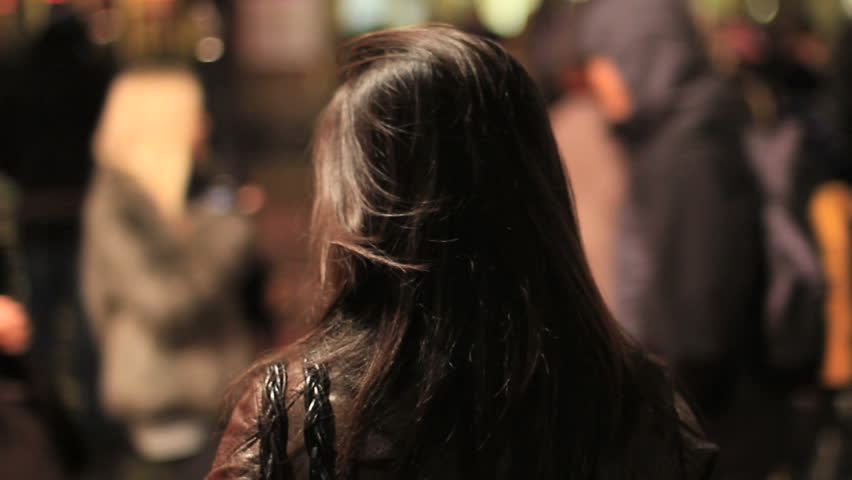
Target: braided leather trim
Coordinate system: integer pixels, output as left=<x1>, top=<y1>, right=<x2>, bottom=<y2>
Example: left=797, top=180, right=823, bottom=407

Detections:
left=259, top=362, right=294, bottom=480
left=304, top=362, right=337, bottom=480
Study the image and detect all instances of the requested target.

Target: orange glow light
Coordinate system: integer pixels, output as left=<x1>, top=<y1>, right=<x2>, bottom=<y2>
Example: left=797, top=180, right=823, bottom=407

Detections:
left=0, top=0, right=15, bottom=16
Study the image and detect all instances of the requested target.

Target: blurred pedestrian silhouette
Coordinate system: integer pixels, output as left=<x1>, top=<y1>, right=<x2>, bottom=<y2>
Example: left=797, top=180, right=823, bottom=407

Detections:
left=577, top=0, right=769, bottom=477
left=0, top=12, right=114, bottom=450
left=0, top=174, right=84, bottom=479
left=81, top=68, right=263, bottom=476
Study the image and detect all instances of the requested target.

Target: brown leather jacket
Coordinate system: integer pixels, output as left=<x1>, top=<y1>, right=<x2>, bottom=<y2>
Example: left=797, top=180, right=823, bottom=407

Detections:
left=206, top=353, right=717, bottom=480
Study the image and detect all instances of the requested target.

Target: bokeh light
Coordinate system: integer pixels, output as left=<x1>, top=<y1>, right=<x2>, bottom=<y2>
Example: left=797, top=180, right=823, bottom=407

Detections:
left=196, top=35, right=224, bottom=63
left=337, top=0, right=390, bottom=34
left=0, top=0, right=15, bottom=16
left=745, top=0, right=780, bottom=24
left=388, top=0, right=430, bottom=27
left=89, top=7, right=121, bottom=45
left=474, top=0, right=541, bottom=38
left=844, top=0, right=852, bottom=19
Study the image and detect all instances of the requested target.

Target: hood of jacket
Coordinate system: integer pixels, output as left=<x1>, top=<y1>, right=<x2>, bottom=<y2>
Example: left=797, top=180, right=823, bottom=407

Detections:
left=577, top=0, right=716, bottom=140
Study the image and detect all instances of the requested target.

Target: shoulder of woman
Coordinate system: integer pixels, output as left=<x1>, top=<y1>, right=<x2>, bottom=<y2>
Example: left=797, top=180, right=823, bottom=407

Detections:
left=205, top=382, right=262, bottom=480
left=206, top=354, right=311, bottom=480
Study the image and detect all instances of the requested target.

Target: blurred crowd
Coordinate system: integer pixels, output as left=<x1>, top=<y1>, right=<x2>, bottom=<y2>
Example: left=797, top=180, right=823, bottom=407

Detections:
left=1, top=0, right=852, bottom=479
left=539, top=1, right=852, bottom=478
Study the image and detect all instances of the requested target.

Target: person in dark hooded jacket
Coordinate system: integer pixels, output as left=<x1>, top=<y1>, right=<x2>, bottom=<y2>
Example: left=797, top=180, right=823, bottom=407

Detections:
left=578, top=0, right=763, bottom=382
left=578, top=0, right=772, bottom=477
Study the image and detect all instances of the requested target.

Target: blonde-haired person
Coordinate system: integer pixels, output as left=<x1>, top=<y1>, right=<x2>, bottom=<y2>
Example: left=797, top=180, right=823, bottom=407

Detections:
left=82, top=67, right=263, bottom=468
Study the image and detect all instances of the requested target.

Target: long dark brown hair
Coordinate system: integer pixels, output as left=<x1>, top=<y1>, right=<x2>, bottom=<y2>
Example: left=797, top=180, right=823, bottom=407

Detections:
left=278, top=24, right=682, bottom=478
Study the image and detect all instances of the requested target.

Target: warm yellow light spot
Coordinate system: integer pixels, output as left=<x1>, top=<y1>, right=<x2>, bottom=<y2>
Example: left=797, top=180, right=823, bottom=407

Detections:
left=474, top=0, right=542, bottom=38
